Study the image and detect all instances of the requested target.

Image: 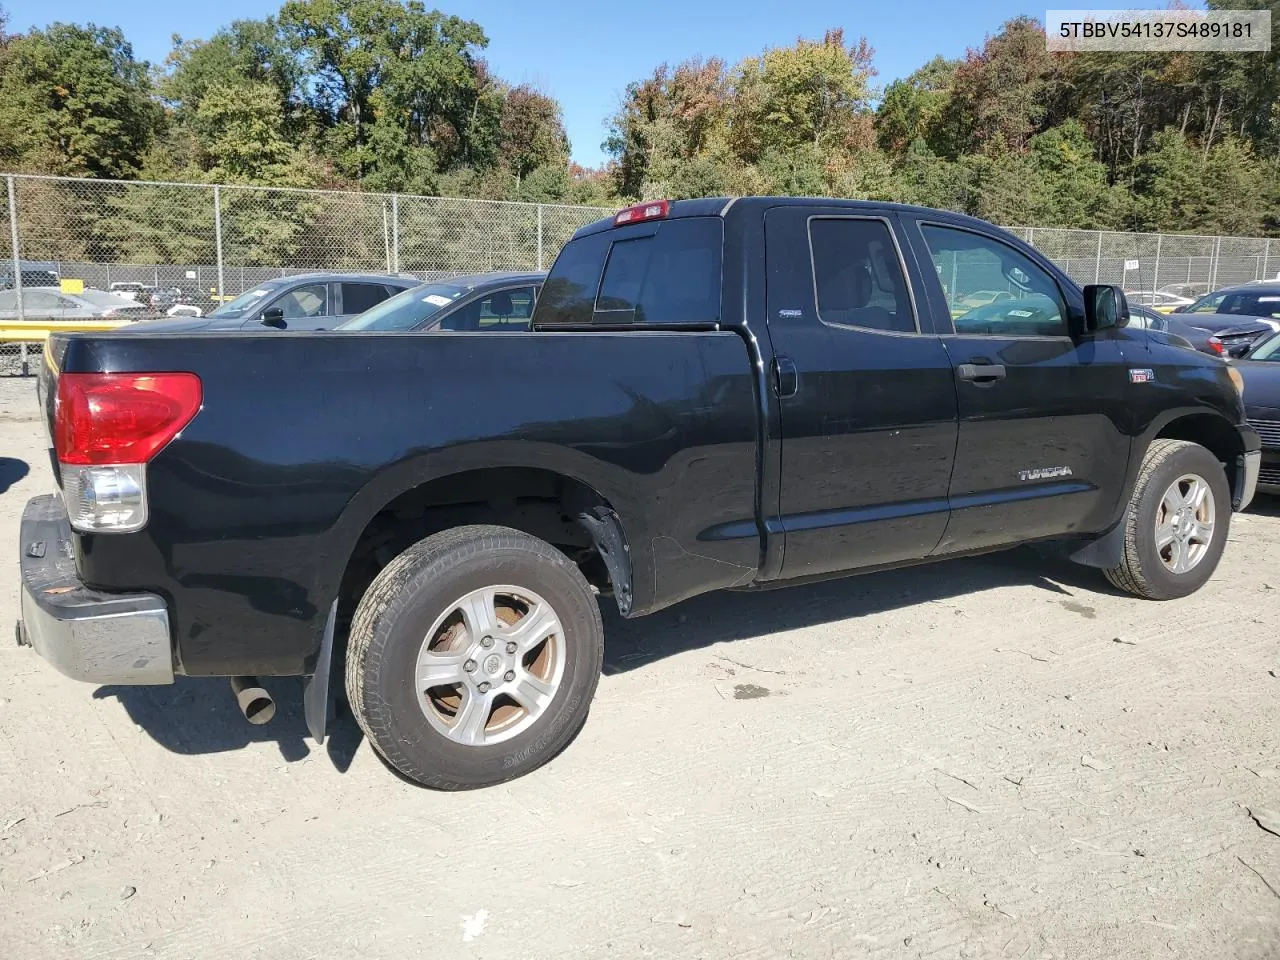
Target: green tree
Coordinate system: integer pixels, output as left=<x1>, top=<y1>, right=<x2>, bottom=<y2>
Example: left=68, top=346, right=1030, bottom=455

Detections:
left=0, top=22, right=157, bottom=176
left=876, top=56, right=959, bottom=155
left=278, top=0, right=490, bottom=187
left=729, top=28, right=876, bottom=161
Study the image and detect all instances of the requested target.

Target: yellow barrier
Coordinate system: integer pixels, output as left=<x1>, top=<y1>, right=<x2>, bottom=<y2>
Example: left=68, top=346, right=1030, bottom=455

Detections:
left=0, top=319, right=131, bottom=342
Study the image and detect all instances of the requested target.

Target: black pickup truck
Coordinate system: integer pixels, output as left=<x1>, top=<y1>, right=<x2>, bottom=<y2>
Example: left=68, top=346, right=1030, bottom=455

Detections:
left=17, top=197, right=1261, bottom=790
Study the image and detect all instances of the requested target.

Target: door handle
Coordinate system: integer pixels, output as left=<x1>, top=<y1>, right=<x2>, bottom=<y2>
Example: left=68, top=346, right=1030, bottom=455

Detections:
left=772, top=356, right=798, bottom=398
left=957, top=362, right=1006, bottom=383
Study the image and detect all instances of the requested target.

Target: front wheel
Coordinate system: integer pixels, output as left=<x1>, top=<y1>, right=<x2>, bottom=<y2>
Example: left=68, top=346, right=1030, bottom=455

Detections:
left=1104, top=439, right=1231, bottom=600
left=345, top=525, right=604, bottom=789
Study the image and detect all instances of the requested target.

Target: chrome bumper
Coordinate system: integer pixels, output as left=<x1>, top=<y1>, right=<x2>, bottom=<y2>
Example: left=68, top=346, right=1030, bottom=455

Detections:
left=1237, top=450, right=1261, bottom=512
left=17, top=494, right=173, bottom=685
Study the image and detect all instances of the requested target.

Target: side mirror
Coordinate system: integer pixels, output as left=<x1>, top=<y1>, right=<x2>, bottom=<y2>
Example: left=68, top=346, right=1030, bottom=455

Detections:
left=260, top=306, right=286, bottom=328
left=1082, top=284, right=1129, bottom=334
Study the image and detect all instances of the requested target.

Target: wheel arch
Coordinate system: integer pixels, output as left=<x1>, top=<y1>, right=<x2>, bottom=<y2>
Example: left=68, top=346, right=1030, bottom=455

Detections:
left=321, top=452, right=641, bottom=641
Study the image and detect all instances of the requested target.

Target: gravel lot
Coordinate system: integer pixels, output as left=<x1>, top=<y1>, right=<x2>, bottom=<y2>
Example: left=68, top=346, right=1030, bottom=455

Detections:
left=0, top=373, right=1278, bottom=960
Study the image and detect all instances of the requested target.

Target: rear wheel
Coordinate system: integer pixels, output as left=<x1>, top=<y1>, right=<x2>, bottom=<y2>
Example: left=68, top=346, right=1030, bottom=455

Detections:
left=345, top=524, right=604, bottom=789
left=1103, top=439, right=1230, bottom=600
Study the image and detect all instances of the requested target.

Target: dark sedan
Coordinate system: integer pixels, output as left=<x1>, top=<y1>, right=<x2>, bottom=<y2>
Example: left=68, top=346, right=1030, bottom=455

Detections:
left=337, top=271, right=545, bottom=332
left=126, top=272, right=420, bottom=332
left=1129, top=305, right=1226, bottom=356
left=1237, top=331, right=1280, bottom=495
left=1171, top=282, right=1280, bottom=356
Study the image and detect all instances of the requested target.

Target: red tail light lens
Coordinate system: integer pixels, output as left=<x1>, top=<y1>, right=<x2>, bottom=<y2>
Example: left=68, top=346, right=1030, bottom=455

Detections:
left=55, top=372, right=202, bottom=466
left=614, top=200, right=670, bottom=226
left=1207, top=337, right=1225, bottom=355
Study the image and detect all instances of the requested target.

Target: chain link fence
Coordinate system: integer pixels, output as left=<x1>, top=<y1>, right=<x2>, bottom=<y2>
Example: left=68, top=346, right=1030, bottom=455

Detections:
left=3, top=172, right=1278, bottom=375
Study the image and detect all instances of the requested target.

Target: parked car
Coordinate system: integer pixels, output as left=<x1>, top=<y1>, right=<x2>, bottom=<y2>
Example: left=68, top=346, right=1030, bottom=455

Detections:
left=1126, top=305, right=1224, bottom=355
left=124, top=272, right=420, bottom=331
left=0, top=268, right=59, bottom=290
left=1236, top=331, right=1280, bottom=494
left=1125, top=290, right=1194, bottom=312
left=1158, top=283, right=1210, bottom=300
left=18, top=196, right=1260, bottom=791
left=108, top=281, right=156, bottom=302
left=147, top=286, right=205, bottom=317
left=0, top=286, right=148, bottom=320
left=1173, top=283, right=1280, bottom=320
left=955, top=289, right=1012, bottom=310
left=337, top=272, right=545, bottom=332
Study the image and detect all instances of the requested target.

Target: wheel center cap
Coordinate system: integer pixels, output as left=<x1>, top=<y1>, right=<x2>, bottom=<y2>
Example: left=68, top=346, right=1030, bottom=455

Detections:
left=483, top=654, right=503, bottom=676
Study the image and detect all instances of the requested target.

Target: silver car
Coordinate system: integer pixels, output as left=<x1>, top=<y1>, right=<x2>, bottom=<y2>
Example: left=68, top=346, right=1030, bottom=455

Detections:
left=0, top=286, right=149, bottom=320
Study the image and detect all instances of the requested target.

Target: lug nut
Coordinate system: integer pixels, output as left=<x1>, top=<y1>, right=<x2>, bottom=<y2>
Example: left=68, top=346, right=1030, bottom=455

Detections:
left=504, top=670, right=515, bottom=682
left=463, top=659, right=476, bottom=673
left=480, top=636, right=494, bottom=649
left=478, top=681, right=491, bottom=693
left=505, top=641, right=518, bottom=654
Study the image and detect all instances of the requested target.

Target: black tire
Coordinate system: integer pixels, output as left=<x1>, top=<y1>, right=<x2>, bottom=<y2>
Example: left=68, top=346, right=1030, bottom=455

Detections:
left=1103, top=439, right=1231, bottom=600
left=345, top=524, right=604, bottom=789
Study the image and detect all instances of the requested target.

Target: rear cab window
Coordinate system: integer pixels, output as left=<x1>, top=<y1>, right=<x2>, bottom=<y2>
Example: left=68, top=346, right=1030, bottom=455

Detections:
left=534, top=217, right=723, bottom=327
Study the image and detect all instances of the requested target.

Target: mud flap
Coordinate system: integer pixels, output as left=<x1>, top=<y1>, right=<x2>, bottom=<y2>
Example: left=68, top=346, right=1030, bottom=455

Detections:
left=303, top=599, right=338, bottom=744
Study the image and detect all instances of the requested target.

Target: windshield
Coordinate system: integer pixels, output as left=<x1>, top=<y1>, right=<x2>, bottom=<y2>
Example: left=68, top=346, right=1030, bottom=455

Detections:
left=210, top=285, right=279, bottom=319
left=1249, top=333, right=1280, bottom=361
left=336, top=282, right=467, bottom=331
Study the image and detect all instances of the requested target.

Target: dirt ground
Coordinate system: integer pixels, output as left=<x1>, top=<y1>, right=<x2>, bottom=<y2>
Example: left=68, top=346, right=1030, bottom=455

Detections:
left=0, top=374, right=1278, bottom=960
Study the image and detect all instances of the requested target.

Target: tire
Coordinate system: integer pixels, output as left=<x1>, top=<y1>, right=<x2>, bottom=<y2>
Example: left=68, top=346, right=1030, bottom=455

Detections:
left=1103, top=439, right=1231, bottom=600
left=345, top=524, right=604, bottom=789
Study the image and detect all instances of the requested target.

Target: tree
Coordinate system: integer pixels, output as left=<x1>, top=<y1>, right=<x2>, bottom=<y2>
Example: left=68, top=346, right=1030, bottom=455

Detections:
left=0, top=22, right=157, bottom=176
left=278, top=0, right=490, bottom=187
left=729, top=29, right=876, bottom=161
left=949, top=16, right=1060, bottom=156
left=500, top=85, right=568, bottom=187
left=191, top=81, right=311, bottom=185
left=876, top=56, right=959, bottom=155
left=161, top=19, right=299, bottom=122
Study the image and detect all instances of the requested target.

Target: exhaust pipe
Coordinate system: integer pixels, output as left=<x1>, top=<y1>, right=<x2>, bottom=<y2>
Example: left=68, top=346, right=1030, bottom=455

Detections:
left=230, top=676, right=275, bottom=725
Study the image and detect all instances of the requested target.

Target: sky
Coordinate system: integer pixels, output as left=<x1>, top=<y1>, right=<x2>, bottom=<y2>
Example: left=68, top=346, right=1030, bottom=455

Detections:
left=7, top=0, right=1179, bottom=168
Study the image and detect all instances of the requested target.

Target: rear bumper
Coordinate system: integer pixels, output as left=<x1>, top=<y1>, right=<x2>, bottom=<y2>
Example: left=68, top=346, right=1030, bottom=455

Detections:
left=17, top=494, right=173, bottom=685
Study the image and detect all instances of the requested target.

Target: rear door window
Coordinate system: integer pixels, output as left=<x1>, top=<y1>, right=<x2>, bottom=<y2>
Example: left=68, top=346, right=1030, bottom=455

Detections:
left=535, top=217, right=722, bottom=327
left=340, top=282, right=393, bottom=315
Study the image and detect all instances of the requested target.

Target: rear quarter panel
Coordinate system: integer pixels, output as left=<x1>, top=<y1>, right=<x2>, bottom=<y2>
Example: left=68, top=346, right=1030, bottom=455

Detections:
left=56, top=330, right=760, bottom=675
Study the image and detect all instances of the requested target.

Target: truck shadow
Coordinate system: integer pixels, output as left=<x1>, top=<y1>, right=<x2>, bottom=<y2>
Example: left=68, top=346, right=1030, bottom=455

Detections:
left=92, top=676, right=364, bottom=770
left=602, top=546, right=1112, bottom=674
left=93, top=546, right=1106, bottom=773
left=0, top=456, right=29, bottom=495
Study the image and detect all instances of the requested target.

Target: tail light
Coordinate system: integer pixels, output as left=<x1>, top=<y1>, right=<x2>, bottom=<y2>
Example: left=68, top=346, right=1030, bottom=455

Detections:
left=1207, top=337, right=1225, bottom=355
left=55, top=372, right=202, bottom=532
left=614, top=200, right=669, bottom=226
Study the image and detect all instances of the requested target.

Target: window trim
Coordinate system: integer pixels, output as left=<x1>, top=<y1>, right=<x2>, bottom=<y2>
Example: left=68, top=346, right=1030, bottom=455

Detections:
left=916, top=219, right=1072, bottom=341
left=805, top=214, right=923, bottom=337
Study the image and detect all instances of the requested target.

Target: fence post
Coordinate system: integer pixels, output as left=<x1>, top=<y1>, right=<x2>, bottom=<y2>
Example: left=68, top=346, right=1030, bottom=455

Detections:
left=1153, top=234, right=1162, bottom=291
left=1026, top=226, right=1035, bottom=249
left=213, top=185, right=225, bottom=301
left=536, top=204, right=544, bottom=271
left=1265, top=239, right=1273, bottom=281
left=1094, top=232, right=1102, bottom=284
left=7, top=175, right=23, bottom=325
left=391, top=194, right=400, bottom=273
left=382, top=202, right=391, bottom=273
left=6, top=175, right=28, bottom=375
left=1211, top=235, right=1221, bottom=290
